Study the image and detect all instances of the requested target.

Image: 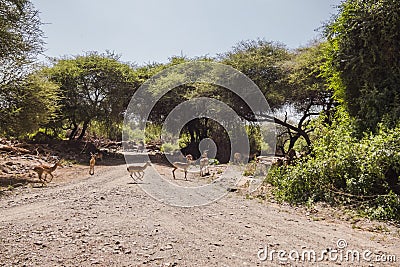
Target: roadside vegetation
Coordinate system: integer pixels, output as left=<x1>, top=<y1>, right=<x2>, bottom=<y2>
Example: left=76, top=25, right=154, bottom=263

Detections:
left=1, top=0, right=399, bottom=221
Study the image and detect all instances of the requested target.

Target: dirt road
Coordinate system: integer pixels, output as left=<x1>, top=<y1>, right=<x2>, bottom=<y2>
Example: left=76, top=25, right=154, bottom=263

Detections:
left=1, top=162, right=399, bottom=266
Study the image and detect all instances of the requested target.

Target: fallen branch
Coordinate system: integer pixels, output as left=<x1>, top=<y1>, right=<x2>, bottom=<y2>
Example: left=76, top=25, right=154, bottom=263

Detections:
left=0, top=144, right=31, bottom=154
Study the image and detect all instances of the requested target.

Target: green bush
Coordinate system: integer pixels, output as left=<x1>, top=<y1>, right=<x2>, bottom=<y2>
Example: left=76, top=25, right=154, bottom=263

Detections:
left=267, top=111, right=400, bottom=221
left=160, top=142, right=180, bottom=153
left=209, top=158, right=220, bottom=165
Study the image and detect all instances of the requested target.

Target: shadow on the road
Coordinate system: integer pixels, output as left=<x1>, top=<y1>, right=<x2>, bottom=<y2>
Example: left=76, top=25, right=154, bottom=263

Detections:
left=171, top=177, right=191, bottom=181
left=91, top=152, right=174, bottom=168
left=127, top=181, right=148, bottom=185
left=124, top=152, right=174, bottom=167
left=0, top=176, right=48, bottom=194
left=77, top=156, right=125, bottom=167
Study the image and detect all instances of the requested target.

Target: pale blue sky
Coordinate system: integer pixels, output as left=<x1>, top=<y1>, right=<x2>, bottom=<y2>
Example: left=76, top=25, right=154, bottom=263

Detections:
left=32, top=0, right=342, bottom=65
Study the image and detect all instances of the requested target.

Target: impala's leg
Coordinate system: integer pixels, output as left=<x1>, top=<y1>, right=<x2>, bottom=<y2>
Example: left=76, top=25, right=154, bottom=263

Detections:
left=172, top=167, right=177, bottom=179
left=47, top=173, right=54, bottom=183
left=184, top=170, right=187, bottom=180
left=39, top=172, right=46, bottom=185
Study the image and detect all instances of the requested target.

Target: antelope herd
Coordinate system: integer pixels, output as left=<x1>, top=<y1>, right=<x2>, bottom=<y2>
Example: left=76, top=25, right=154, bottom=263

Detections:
left=30, top=144, right=292, bottom=184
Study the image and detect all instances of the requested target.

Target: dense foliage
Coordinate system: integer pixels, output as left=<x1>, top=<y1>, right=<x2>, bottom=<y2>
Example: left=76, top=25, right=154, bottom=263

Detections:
left=0, top=0, right=55, bottom=136
left=325, top=0, right=400, bottom=132
left=0, top=0, right=44, bottom=85
left=43, top=52, right=140, bottom=140
left=0, top=71, right=59, bottom=136
left=268, top=110, right=400, bottom=220
left=277, top=42, right=334, bottom=153
left=219, top=39, right=290, bottom=110
left=267, top=0, right=400, bottom=221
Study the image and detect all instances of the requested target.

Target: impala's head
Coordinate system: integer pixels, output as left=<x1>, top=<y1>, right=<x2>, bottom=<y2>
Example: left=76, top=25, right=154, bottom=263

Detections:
left=185, top=154, right=194, bottom=161
left=55, top=160, right=63, bottom=167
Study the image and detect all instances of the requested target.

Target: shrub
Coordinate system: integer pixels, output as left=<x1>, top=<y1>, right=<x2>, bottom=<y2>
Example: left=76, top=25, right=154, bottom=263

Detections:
left=160, top=142, right=180, bottom=153
left=267, top=111, right=400, bottom=221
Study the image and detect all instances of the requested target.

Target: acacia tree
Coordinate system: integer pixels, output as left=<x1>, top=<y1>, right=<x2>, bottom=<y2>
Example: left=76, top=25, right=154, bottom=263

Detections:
left=277, top=42, right=335, bottom=153
left=0, top=71, right=59, bottom=136
left=0, top=0, right=59, bottom=137
left=143, top=42, right=333, bottom=157
left=0, top=0, right=44, bottom=86
left=220, top=40, right=333, bottom=154
left=325, top=0, right=400, bottom=132
left=44, top=52, right=140, bottom=140
left=220, top=39, right=290, bottom=109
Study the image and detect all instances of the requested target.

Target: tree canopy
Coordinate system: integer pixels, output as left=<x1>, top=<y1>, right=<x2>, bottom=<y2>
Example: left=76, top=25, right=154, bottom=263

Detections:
left=219, top=39, right=290, bottom=110
left=0, top=0, right=44, bottom=86
left=0, top=71, right=59, bottom=136
left=325, top=0, right=400, bottom=131
left=0, top=0, right=54, bottom=136
left=44, top=52, right=140, bottom=140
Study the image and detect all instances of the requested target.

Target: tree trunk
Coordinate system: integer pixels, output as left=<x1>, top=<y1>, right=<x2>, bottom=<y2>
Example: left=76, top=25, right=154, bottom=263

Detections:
left=78, top=120, right=90, bottom=140
left=287, top=133, right=301, bottom=153
left=69, top=123, right=79, bottom=140
left=252, top=115, right=312, bottom=155
left=273, top=117, right=311, bottom=147
left=188, top=125, right=195, bottom=144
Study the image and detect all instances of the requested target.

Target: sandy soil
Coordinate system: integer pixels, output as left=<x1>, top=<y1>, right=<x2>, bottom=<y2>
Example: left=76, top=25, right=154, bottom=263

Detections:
left=0, top=156, right=399, bottom=266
